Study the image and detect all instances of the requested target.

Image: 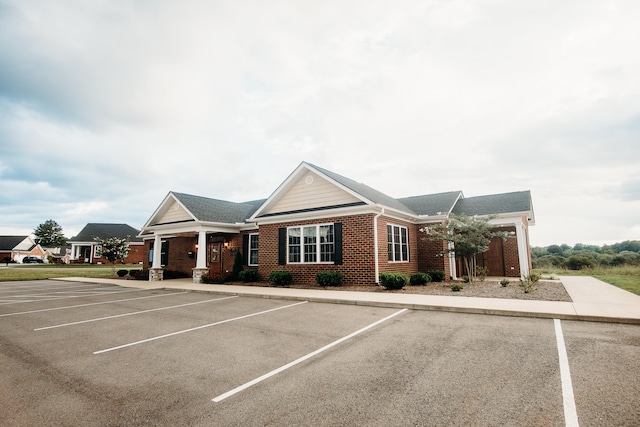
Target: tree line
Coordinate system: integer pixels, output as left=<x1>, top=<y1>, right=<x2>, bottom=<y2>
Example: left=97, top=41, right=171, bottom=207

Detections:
left=531, top=240, right=640, bottom=270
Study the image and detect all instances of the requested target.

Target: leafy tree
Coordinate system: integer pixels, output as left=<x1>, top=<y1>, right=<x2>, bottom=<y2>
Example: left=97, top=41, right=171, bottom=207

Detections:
left=422, top=214, right=510, bottom=283
left=34, top=219, right=67, bottom=246
left=94, top=236, right=130, bottom=275
left=547, top=245, right=563, bottom=255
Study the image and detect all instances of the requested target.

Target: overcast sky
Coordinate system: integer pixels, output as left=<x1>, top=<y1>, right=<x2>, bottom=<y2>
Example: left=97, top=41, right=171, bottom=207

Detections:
left=1, top=0, right=639, bottom=247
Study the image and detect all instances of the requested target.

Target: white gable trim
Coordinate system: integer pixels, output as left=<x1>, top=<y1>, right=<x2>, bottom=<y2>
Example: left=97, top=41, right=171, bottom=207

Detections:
left=141, top=192, right=197, bottom=230
left=250, top=162, right=375, bottom=220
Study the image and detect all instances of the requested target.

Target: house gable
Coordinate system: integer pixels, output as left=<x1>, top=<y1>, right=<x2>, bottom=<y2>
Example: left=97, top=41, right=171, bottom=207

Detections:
left=263, top=170, right=363, bottom=216
left=155, top=198, right=194, bottom=225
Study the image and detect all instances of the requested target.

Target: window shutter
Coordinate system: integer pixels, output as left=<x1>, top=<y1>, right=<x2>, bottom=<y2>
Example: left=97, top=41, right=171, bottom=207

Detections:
left=242, top=234, right=249, bottom=265
left=278, top=228, right=287, bottom=265
left=334, top=222, right=343, bottom=265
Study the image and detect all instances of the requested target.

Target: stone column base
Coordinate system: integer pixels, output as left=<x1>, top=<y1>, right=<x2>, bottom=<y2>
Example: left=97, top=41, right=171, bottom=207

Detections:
left=192, top=268, right=209, bottom=283
left=149, top=267, right=164, bottom=281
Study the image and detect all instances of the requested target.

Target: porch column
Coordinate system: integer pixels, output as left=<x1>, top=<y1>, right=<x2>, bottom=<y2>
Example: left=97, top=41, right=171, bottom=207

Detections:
left=515, top=222, right=530, bottom=278
left=193, top=231, right=209, bottom=283
left=150, top=234, right=164, bottom=281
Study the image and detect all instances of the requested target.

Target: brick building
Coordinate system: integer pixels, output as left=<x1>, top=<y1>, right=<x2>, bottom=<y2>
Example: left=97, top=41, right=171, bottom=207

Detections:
left=139, top=162, right=534, bottom=284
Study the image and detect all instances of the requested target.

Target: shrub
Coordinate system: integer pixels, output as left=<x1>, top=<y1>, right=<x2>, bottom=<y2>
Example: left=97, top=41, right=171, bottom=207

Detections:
left=428, top=270, right=446, bottom=282
left=519, top=272, right=541, bottom=293
left=500, top=279, right=510, bottom=287
left=132, top=269, right=149, bottom=280
left=238, top=269, right=260, bottom=283
left=379, top=273, right=408, bottom=290
left=201, top=271, right=228, bottom=284
left=129, top=269, right=140, bottom=276
left=461, top=275, right=470, bottom=283
left=164, top=270, right=191, bottom=279
left=269, top=271, right=293, bottom=286
left=116, top=269, right=128, bottom=277
left=451, top=284, right=464, bottom=292
left=231, top=251, right=244, bottom=281
left=316, top=271, right=343, bottom=287
left=409, top=272, right=431, bottom=286
left=476, top=266, right=488, bottom=281
left=566, top=255, right=594, bottom=270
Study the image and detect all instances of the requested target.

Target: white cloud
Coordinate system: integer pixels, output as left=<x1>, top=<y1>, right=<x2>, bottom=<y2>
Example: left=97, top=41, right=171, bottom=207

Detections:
left=1, top=0, right=639, bottom=247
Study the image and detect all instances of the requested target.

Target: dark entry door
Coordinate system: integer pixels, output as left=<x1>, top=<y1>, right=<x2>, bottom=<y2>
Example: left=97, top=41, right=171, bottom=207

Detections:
left=484, top=238, right=505, bottom=276
left=209, top=242, right=222, bottom=272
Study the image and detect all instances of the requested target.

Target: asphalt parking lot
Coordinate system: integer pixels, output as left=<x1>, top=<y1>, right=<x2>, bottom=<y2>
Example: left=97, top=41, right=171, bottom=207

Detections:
left=1, top=280, right=638, bottom=426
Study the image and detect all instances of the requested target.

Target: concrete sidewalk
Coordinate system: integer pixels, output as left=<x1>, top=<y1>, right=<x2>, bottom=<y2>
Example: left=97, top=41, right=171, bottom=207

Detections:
left=55, top=276, right=640, bottom=324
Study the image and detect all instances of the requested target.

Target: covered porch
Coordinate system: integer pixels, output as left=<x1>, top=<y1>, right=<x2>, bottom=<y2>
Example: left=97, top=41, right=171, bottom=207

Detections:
left=144, top=228, right=244, bottom=283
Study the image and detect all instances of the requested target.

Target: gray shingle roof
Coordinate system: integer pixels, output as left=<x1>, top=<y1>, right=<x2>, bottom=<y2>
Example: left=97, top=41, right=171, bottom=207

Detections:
left=172, top=192, right=266, bottom=224
left=0, top=236, right=29, bottom=250
left=69, top=224, right=142, bottom=242
left=397, top=191, right=462, bottom=216
left=451, top=191, right=532, bottom=216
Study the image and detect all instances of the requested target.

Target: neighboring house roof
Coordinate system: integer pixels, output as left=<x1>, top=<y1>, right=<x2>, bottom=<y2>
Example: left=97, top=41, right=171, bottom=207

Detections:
left=172, top=192, right=266, bottom=224
left=452, top=191, right=534, bottom=221
left=397, top=191, right=463, bottom=217
left=0, top=235, right=31, bottom=251
left=69, top=224, right=143, bottom=243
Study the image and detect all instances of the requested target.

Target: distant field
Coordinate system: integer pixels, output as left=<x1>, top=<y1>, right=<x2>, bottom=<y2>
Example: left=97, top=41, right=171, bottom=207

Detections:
left=535, top=265, right=640, bottom=296
left=0, top=264, right=142, bottom=282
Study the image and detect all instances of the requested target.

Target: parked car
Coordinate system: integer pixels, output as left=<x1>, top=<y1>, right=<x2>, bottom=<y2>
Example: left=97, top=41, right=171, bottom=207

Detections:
left=22, top=256, right=44, bottom=264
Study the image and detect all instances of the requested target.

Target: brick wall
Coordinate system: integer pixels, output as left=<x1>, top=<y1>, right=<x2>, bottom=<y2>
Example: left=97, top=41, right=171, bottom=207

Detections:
left=377, top=217, right=420, bottom=277
left=257, top=214, right=378, bottom=286
left=416, top=220, right=451, bottom=278
left=142, top=236, right=197, bottom=273
left=124, top=243, right=144, bottom=264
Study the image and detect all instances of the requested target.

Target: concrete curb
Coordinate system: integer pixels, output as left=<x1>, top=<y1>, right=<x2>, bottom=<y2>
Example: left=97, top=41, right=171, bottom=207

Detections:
left=52, top=277, right=640, bottom=324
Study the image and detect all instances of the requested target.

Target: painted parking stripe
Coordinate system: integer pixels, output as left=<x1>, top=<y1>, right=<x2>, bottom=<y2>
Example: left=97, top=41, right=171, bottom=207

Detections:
left=0, top=291, right=187, bottom=317
left=94, top=301, right=309, bottom=355
left=35, top=295, right=239, bottom=330
left=0, top=288, right=145, bottom=305
left=0, top=283, right=104, bottom=295
left=554, top=319, right=579, bottom=427
left=212, top=308, right=409, bottom=403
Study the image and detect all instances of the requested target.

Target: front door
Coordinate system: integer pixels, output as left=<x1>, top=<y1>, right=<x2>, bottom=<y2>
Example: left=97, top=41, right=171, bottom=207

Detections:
left=209, top=242, right=222, bottom=273
left=483, top=238, right=505, bottom=276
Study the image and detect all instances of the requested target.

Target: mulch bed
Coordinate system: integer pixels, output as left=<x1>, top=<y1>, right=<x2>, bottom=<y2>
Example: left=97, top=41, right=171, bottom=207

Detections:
left=223, top=279, right=573, bottom=302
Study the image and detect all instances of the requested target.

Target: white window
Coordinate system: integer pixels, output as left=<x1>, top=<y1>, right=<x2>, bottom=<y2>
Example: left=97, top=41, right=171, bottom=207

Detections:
left=288, top=224, right=334, bottom=264
left=249, top=234, right=259, bottom=266
left=387, top=224, right=409, bottom=262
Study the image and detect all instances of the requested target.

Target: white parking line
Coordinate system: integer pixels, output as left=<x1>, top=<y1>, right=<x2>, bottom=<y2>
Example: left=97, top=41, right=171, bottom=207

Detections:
left=0, top=291, right=187, bottom=317
left=554, top=319, right=579, bottom=427
left=0, top=283, right=104, bottom=295
left=212, top=308, right=409, bottom=403
left=35, top=295, right=239, bottom=330
left=0, top=288, right=144, bottom=305
left=94, top=301, right=309, bottom=355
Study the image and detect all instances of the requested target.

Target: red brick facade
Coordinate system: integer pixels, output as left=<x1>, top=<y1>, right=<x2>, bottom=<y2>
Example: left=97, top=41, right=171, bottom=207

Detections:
left=257, top=214, right=379, bottom=286
left=142, top=214, right=532, bottom=284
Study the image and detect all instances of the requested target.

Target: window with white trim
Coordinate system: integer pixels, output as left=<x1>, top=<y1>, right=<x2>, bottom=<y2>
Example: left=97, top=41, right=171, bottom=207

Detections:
left=288, top=224, right=334, bottom=263
left=387, top=224, right=409, bottom=262
left=248, top=234, right=259, bottom=266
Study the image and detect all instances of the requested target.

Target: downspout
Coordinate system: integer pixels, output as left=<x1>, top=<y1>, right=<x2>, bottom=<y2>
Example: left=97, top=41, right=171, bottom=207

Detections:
left=373, top=206, right=384, bottom=284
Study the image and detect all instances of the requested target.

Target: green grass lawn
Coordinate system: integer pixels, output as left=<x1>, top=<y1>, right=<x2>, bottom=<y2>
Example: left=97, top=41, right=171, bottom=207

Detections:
left=535, top=265, right=640, bottom=296
left=0, top=264, right=142, bottom=282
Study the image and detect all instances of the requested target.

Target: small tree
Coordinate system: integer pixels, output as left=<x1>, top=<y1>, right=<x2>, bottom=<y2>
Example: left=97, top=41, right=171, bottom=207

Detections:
left=421, top=214, right=510, bottom=284
left=94, top=236, right=130, bottom=276
left=34, top=219, right=67, bottom=246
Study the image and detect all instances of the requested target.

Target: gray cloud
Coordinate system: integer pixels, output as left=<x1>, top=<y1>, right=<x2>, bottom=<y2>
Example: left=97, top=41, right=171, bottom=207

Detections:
left=1, top=0, right=640, bottom=246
